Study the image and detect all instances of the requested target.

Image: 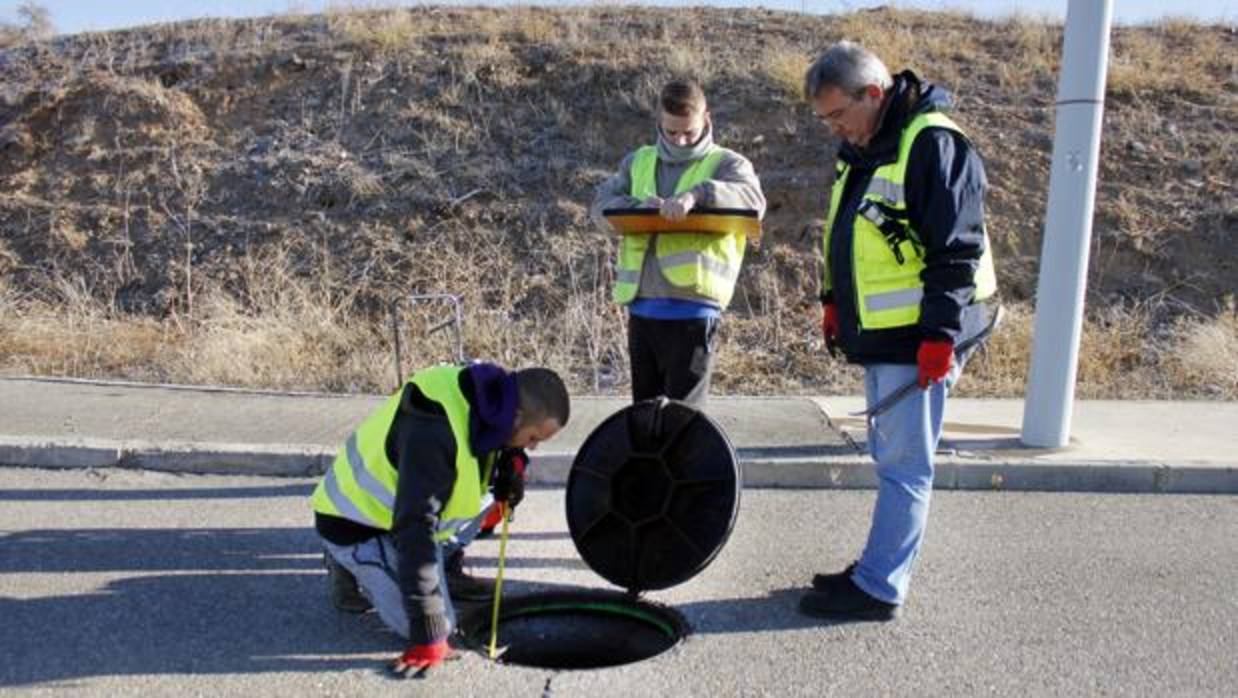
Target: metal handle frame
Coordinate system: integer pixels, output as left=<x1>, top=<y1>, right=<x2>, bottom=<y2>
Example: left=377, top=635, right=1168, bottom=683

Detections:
left=390, top=293, right=465, bottom=388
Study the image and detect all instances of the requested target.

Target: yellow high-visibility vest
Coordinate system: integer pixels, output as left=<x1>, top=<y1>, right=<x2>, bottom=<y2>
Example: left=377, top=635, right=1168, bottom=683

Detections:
left=823, top=112, right=997, bottom=329
left=310, top=365, right=491, bottom=543
left=613, top=145, right=747, bottom=308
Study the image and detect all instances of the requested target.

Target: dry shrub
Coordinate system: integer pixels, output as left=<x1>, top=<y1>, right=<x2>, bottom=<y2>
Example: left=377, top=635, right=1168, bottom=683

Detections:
left=715, top=316, right=840, bottom=395
left=763, top=44, right=810, bottom=102
left=1108, top=19, right=1233, bottom=96
left=326, top=5, right=423, bottom=53
left=507, top=8, right=560, bottom=44
left=0, top=251, right=389, bottom=392
left=528, top=251, right=626, bottom=392
left=997, top=14, right=1060, bottom=89
left=178, top=284, right=388, bottom=392
left=172, top=247, right=390, bottom=392
left=55, top=75, right=209, bottom=149
left=1162, top=302, right=1238, bottom=397
left=954, top=300, right=1238, bottom=400
left=956, top=302, right=1033, bottom=397
left=0, top=2, right=53, bottom=47
left=0, top=5, right=1232, bottom=401
left=1074, top=301, right=1159, bottom=398
left=0, top=280, right=176, bottom=379
left=0, top=25, right=20, bottom=49
left=48, top=211, right=90, bottom=251
left=662, top=40, right=719, bottom=87
left=832, top=10, right=919, bottom=74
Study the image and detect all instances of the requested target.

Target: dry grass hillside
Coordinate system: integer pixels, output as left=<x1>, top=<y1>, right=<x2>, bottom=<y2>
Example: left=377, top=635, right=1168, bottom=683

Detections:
left=0, top=6, right=1235, bottom=398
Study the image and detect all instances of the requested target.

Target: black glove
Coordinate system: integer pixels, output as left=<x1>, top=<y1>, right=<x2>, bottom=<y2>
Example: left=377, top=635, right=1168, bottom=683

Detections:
left=492, top=448, right=528, bottom=510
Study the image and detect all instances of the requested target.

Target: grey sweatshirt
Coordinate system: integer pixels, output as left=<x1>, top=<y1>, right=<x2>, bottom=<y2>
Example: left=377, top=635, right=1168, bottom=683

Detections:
left=590, top=131, right=766, bottom=306
left=589, top=145, right=767, bottom=229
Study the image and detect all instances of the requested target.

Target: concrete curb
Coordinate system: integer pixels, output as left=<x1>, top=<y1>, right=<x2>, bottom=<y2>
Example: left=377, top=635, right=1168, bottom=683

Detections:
left=0, top=436, right=333, bottom=478
left=3, top=436, right=1234, bottom=494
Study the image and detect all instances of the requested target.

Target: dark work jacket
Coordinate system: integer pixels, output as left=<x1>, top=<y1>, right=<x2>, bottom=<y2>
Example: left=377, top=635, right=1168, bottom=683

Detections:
left=825, top=70, right=993, bottom=365
left=315, top=370, right=495, bottom=645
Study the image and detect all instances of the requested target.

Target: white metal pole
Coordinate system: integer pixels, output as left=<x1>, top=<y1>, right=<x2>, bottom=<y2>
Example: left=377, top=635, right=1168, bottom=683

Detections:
left=1021, top=0, right=1114, bottom=448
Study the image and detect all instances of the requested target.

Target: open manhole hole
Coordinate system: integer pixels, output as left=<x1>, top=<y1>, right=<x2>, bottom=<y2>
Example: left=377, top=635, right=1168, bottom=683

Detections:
left=466, top=399, right=739, bottom=671
left=463, top=590, right=687, bottom=670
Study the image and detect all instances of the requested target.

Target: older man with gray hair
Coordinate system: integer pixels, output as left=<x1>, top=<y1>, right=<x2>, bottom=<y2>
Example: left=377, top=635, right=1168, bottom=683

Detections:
left=800, top=41, right=999, bottom=621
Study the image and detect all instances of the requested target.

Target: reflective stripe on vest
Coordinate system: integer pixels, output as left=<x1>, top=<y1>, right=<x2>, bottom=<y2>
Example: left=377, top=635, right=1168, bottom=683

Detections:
left=318, top=444, right=384, bottom=528
left=612, top=145, right=747, bottom=308
left=658, top=249, right=741, bottom=282
left=822, top=111, right=997, bottom=330
left=310, top=365, right=488, bottom=544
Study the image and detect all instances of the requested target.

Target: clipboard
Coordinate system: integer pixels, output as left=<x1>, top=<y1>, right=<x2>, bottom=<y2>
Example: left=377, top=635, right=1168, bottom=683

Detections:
left=603, top=206, right=762, bottom=243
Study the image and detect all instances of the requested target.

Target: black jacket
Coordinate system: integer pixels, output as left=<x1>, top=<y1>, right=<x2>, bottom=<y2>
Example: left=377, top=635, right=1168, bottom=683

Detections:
left=315, top=371, right=491, bottom=645
left=824, top=70, right=993, bottom=365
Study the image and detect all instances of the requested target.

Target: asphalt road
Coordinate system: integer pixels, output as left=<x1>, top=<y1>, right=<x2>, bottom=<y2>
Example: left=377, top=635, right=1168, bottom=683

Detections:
left=1, top=467, right=1235, bottom=696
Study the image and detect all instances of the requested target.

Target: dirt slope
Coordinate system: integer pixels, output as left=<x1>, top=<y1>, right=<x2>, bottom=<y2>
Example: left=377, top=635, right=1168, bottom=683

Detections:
left=0, top=7, right=1234, bottom=397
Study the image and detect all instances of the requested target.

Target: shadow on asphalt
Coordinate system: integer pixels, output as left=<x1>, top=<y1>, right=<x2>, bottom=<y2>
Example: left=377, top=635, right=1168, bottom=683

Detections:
left=0, top=526, right=393, bottom=686
left=0, top=527, right=322, bottom=573
left=0, top=484, right=314, bottom=501
left=674, top=588, right=834, bottom=634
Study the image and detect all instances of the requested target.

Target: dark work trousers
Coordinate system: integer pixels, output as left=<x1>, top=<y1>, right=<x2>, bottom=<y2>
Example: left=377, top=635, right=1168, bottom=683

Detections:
left=627, top=314, right=721, bottom=408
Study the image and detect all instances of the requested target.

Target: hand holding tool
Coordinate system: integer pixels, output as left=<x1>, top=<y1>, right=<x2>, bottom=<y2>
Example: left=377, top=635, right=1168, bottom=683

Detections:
left=916, top=339, right=954, bottom=388
left=852, top=305, right=1005, bottom=428
left=492, top=449, right=528, bottom=512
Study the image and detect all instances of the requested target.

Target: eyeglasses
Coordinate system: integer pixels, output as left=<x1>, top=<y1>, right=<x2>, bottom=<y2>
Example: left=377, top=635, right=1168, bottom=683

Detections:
left=814, top=97, right=860, bottom=127
left=813, top=88, right=869, bottom=128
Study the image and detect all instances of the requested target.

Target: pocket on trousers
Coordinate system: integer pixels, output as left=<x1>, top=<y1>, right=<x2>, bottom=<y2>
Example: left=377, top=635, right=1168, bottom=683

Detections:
left=703, top=316, right=720, bottom=354
left=689, top=346, right=710, bottom=377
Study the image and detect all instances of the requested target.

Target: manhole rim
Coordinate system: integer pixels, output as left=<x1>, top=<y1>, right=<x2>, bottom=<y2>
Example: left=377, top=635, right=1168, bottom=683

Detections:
left=458, top=588, right=691, bottom=668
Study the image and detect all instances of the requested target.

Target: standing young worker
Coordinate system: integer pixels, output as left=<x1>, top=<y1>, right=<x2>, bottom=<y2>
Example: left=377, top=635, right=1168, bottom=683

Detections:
left=311, top=362, right=569, bottom=674
left=591, top=79, right=766, bottom=407
left=800, top=42, right=998, bottom=621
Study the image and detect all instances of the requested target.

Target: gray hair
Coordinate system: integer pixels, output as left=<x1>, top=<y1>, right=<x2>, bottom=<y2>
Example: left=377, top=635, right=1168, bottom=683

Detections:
left=803, top=40, right=892, bottom=100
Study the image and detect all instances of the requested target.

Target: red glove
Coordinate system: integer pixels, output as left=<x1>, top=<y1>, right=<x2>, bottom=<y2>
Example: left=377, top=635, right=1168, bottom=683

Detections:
left=821, top=302, right=840, bottom=357
left=390, top=639, right=452, bottom=677
left=916, top=339, right=954, bottom=388
left=480, top=449, right=529, bottom=534
left=492, top=449, right=528, bottom=508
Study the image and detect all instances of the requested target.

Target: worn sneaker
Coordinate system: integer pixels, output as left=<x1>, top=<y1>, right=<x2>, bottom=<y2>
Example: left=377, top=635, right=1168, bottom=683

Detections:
left=811, top=561, right=858, bottom=592
left=445, top=549, right=495, bottom=602
left=799, top=574, right=900, bottom=622
left=324, top=552, right=372, bottom=614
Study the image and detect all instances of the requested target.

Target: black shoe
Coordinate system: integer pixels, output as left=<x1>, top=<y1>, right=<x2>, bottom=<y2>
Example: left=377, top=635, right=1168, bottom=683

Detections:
left=445, top=549, right=494, bottom=602
left=799, top=574, right=900, bottom=622
left=324, top=552, right=372, bottom=613
left=811, top=561, right=858, bottom=592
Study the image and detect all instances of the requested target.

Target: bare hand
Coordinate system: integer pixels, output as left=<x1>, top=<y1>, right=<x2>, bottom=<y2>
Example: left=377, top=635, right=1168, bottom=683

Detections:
left=660, top=192, right=696, bottom=221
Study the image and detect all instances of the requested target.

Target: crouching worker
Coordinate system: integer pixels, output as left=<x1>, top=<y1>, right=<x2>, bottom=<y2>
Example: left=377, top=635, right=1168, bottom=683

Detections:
left=310, top=362, right=570, bottom=676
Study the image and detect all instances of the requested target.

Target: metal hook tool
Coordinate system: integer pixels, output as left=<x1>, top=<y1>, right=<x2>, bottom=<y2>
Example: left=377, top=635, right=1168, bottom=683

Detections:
left=851, top=305, right=1005, bottom=432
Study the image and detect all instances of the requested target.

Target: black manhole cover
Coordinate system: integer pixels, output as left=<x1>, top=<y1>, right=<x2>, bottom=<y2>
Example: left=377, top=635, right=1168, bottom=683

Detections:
left=463, top=590, right=686, bottom=670
left=567, top=398, right=741, bottom=592
left=467, top=399, right=739, bottom=670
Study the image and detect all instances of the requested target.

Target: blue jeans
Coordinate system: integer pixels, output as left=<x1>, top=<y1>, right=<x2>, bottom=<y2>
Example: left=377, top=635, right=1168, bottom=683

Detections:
left=320, top=494, right=496, bottom=638
left=851, top=362, right=957, bottom=605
